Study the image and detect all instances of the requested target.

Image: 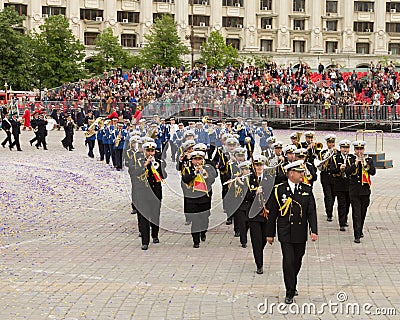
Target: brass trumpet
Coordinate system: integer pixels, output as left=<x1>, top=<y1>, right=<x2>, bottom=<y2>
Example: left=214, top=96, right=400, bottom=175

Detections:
left=195, top=163, right=208, bottom=179
left=356, top=154, right=370, bottom=169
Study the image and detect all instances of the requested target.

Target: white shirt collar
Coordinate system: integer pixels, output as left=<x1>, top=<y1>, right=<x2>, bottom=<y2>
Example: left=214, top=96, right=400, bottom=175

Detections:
left=288, top=179, right=297, bottom=194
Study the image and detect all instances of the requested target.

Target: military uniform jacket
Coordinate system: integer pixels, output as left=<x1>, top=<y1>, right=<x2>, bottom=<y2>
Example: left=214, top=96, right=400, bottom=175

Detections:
left=330, top=153, right=351, bottom=192
left=213, top=148, right=233, bottom=184
left=318, top=149, right=335, bottom=184
left=132, top=156, right=167, bottom=201
left=10, top=118, right=21, bottom=135
left=266, top=182, right=318, bottom=243
left=248, top=172, right=275, bottom=222
left=345, top=155, right=376, bottom=196
left=2, top=117, right=11, bottom=131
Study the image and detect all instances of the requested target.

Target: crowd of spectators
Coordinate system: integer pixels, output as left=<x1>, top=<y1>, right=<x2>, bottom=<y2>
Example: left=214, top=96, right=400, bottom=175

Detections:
left=9, top=61, right=400, bottom=121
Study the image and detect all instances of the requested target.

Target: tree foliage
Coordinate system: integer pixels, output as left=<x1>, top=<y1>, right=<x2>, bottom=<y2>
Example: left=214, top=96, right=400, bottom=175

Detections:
left=31, top=15, right=85, bottom=89
left=86, top=28, right=135, bottom=74
left=200, top=31, right=239, bottom=69
left=0, top=7, right=35, bottom=90
left=139, top=15, right=189, bottom=68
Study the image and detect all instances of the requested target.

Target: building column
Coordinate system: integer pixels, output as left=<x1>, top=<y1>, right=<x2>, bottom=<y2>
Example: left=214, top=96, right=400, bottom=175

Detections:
left=342, top=0, right=355, bottom=53
left=243, top=0, right=258, bottom=51
left=276, top=0, right=291, bottom=52
left=373, top=0, right=387, bottom=54
left=309, top=0, right=324, bottom=53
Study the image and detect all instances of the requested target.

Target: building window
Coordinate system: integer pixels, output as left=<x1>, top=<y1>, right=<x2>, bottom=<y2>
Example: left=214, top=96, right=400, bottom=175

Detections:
left=193, top=36, right=206, bottom=50
left=326, top=20, right=338, bottom=31
left=189, top=15, right=210, bottom=26
left=354, top=22, right=374, bottom=32
left=386, top=2, right=400, bottom=12
left=121, top=34, right=137, bottom=47
left=222, top=17, right=244, bottom=27
left=80, top=9, right=104, bottom=21
left=356, top=43, right=370, bottom=54
left=4, top=4, right=28, bottom=16
left=84, top=32, right=99, bottom=45
left=389, top=43, right=400, bottom=54
left=259, top=0, right=272, bottom=10
left=42, top=6, right=66, bottom=17
left=326, top=1, right=338, bottom=13
left=153, top=13, right=175, bottom=22
left=226, top=38, right=240, bottom=50
left=293, top=0, right=305, bottom=12
left=117, top=12, right=140, bottom=23
left=260, top=18, right=272, bottom=28
left=326, top=41, right=338, bottom=53
left=191, top=0, right=210, bottom=4
left=293, top=40, right=305, bottom=52
left=222, top=0, right=244, bottom=6
left=294, top=19, right=305, bottom=30
left=354, top=1, right=374, bottom=12
left=260, top=39, right=273, bottom=51
left=386, top=23, right=400, bottom=33
left=154, top=0, right=175, bottom=3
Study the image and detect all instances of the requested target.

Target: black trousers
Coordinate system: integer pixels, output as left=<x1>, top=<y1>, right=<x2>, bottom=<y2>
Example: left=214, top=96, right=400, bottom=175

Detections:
left=30, top=133, right=38, bottom=146
left=161, top=141, right=169, bottom=159
left=249, top=220, right=268, bottom=269
left=280, top=242, right=306, bottom=298
left=207, top=144, right=216, bottom=160
left=140, top=214, right=159, bottom=246
left=104, top=144, right=112, bottom=164
left=87, top=140, right=95, bottom=158
left=37, top=134, right=47, bottom=149
left=1, top=130, right=12, bottom=147
left=115, top=148, right=123, bottom=169
left=97, top=140, right=104, bottom=161
left=235, top=208, right=249, bottom=245
left=335, top=190, right=350, bottom=227
left=10, top=134, right=21, bottom=150
left=169, top=140, right=177, bottom=161
left=321, top=176, right=335, bottom=218
left=350, top=193, right=370, bottom=239
left=190, top=210, right=210, bottom=245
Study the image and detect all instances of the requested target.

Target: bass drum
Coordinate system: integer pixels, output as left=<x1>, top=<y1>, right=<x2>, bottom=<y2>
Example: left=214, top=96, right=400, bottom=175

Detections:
left=46, top=118, right=57, bottom=131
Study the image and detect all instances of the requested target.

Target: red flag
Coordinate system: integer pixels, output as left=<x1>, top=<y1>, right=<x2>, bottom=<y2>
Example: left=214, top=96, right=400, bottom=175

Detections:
left=361, top=169, right=371, bottom=186
left=193, top=174, right=208, bottom=193
left=151, top=166, right=163, bottom=183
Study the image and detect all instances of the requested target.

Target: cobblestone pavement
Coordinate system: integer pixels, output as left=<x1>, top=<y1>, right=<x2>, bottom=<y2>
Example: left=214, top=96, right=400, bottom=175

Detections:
left=0, top=129, right=399, bottom=320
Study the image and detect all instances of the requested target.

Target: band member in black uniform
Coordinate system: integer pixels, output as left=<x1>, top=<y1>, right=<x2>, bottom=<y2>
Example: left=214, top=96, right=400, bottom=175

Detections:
left=302, top=131, right=320, bottom=165
left=9, top=114, right=22, bottom=151
left=177, top=140, right=196, bottom=224
left=213, top=137, right=239, bottom=225
left=271, top=142, right=286, bottom=185
left=316, top=134, right=337, bottom=221
left=1, top=110, right=13, bottom=149
left=182, top=151, right=217, bottom=248
left=261, top=136, right=276, bottom=159
left=294, top=148, right=317, bottom=187
left=36, top=113, right=48, bottom=150
left=345, top=141, right=376, bottom=243
left=226, top=160, right=253, bottom=247
left=132, top=142, right=167, bottom=250
left=62, top=115, right=75, bottom=151
left=29, top=112, right=39, bottom=147
left=247, top=155, right=275, bottom=274
left=266, top=160, right=318, bottom=304
left=330, top=140, right=351, bottom=231
left=289, top=132, right=302, bottom=149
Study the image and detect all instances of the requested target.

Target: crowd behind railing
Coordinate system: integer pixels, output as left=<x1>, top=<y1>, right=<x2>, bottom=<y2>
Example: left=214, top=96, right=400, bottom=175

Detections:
left=2, top=61, right=400, bottom=121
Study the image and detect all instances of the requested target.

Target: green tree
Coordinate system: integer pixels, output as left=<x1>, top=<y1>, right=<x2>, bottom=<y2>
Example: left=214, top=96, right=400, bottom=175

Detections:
left=0, top=7, right=35, bottom=90
left=31, top=15, right=85, bottom=89
left=200, top=31, right=239, bottom=69
left=140, top=15, right=189, bottom=68
left=87, top=28, right=134, bottom=74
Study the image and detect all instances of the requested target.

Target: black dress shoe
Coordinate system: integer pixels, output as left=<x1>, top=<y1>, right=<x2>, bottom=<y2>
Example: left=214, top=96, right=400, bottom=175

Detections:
left=294, top=290, right=298, bottom=296
left=234, top=231, right=240, bottom=237
left=361, top=233, right=364, bottom=238
left=256, top=267, right=263, bottom=274
left=345, top=223, right=349, bottom=227
left=29, top=141, right=33, bottom=146
left=354, top=238, right=361, bottom=244
left=285, top=296, right=294, bottom=304
left=1, top=144, right=5, bottom=148
left=226, top=219, right=232, bottom=225
left=327, top=217, right=333, bottom=222
left=201, top=234, right=206, bottom=242
left=193, top=243, right=200, bottom=248
left=138, top=232, right=141, bottom=237
left=17, top=149, right=22, bottom=151
left=9, top=146, right=12, bottom=150
left=141, top=244, right=148, bottom=250
left=153, top=238, right=159, bottom=244
left=241, top=243, right=247, bottom=248
left=340, top=226, right=346, bottom=232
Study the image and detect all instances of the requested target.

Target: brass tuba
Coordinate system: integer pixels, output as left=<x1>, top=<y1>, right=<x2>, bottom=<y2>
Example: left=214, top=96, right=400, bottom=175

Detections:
left=84, top=117, right=104, bottom=138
